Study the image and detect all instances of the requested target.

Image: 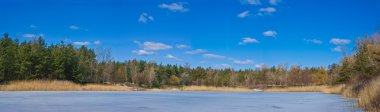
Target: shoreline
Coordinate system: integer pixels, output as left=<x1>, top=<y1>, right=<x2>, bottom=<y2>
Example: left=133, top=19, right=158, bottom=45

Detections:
left=146, top=86, right=257, bottom=92
left=0, top=80, right=256, bottom=92
left=0, top=80, right=343, bottom=93
left=263, top=85, right=344, bottom=94
left=0, top=80, right=131, bottom=91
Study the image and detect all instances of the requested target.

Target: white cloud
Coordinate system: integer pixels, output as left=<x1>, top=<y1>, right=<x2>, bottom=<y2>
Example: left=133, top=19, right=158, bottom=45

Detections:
left=239, top=37, right=259, bottom=45
left=263, top=30, right=277, bottom=37
left=132, top=50, right=154, bottom=56
left=329, top=38, right=350, bottom=52
left=166, top=54, right=176, bottom=59
left=134, top=41, right=172, bottom=51
left=143, top=42, right=172, bottom=51
left=22, top=34, right=36, bottom=38
left=240, top=0, right=261, bottom=5
left=176, top=44, right=191, bottom=49
left=257, top=7, right=276, bottom=16
left=304, top=39, right=323, bottom=44
left=138, top=13, right=154, bottom=23
left=73, top=41, right=91, bottom=46
left=269, top=0, right=281, bottom=5
left=166, top=54, right=182, bottom=61
left=237, top=10, right=250, bottom=18
left=259, top=7, right=276, bottom=13
left=233, top=60, right=254, bottom=65
left=159, top=2, right=188, bottom=12
left=185, top=49, right=207, bottom=54
left=215, top=64, right=231, bottom=69
left=203, top=53, right=226, bottom=59
left=255, top=63, right=265, bottom=68
left=329, top=38, right=351, bottom=45
left=331, top=46, right=345, bottom=52
left=30, top=24, right=36, bottom=28
left=94, top=40, right=101, bottom=45
left=69, top=25, right=80, bottom=30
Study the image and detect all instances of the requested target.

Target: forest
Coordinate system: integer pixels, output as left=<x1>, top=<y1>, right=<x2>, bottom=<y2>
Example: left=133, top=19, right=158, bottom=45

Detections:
left=0, top=32, right=379, bottom=90
left=0, top=33, right=346, bottom=88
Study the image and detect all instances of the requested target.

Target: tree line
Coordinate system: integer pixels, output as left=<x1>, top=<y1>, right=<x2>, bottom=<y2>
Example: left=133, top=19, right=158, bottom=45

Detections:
left=335, top=33, right=380, bottom=91
left=1, top=33, right=376, bottom=88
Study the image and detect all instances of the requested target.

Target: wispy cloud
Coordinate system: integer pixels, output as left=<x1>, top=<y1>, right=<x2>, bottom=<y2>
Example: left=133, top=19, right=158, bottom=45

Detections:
left=143, top=42, right=172, bottom=51
left=237, top=10, right=250, bottom=18
left=159, top=2, right=189, bottom=12
left=166, top=54, right=182, bottom=61
left=304, top=39, right=323, bottom=44
left=214, top=64, right=231, bottom=69
left=255, top=63, right=265, bottom=68
left=185, top=49, right=207, bottom=54
left=138, top=13, right=154, bottom=23
left=239, top=37, right=259, bottom=45
left=203, top=53, right=226, bottom=59
left=132, top=41, right=172, bottom=56
left=69, top=25, right=80, bottom=30
left=22, top=34, right=36, bottom=38
left=176, top=44, right=191, bottom=49
left=269, top=0, right=281, bottom=5
left=329, top=38, right=351, bottom=45
left=240, top=0, right=261, bottom=5
left=233, top=59, right=254, bottom=65
left=132, top=50, right=154, bottom=56
left=22, top=33, right=44, bottom=38
left=257, top=7, right=276, bottom=16
left=73, top=41, right=91, bottom=46
left=329, top=38, right=350, bottom=52
left=259, top=7, right=276, bottom=13
left=331, top=46, right=345, bottom=52
left=134, top=41, right=172, bottom=51
left=166, top=54, right=176, bottom=59
left=263, top=30, right=277, bottom=37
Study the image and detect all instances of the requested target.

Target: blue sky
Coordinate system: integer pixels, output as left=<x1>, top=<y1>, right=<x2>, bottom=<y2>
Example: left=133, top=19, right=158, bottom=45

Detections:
left=1, top=0, right=379, bottom=69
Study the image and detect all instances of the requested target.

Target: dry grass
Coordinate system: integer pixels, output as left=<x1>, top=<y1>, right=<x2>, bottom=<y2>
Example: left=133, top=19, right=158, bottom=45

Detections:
left=0, top=81, right=255, bottom=92
left=342, top=85, right=355, bottom=98
left=81, top=84, right=131, bottom=91
left=147, top=88, right=181, bottom=91
left=180, top=86, right=254, bottom=92
left=0, top=80, right=131, bottom=91
left=146, top=86, right=254, bottom=92
left=321, top=85, right=344, bottom=94
left=264, top=85, right=343, bottom=94
left=357, top=77, right=380, bottom=112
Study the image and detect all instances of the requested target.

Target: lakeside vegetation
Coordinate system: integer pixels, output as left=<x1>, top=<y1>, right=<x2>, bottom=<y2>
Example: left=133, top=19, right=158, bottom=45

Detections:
left=0, top=80, right=254, bottom=92
left=337, top=33, right=380, bottom=112
left=264, top=85, right=343, bottom=94
left=0, top=32, right=380, bottom=111
left=178, top=86, right=253, bottom=92
left=266, top=32, right=380, bottom=111
left=0, top=80, right=131, bottom=91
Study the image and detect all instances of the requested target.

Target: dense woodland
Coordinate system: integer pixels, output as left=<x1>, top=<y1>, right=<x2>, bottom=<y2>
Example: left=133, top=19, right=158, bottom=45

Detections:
left=0, top=33, right=379, bottom=89
left=335, top=33, right=380, bottom=87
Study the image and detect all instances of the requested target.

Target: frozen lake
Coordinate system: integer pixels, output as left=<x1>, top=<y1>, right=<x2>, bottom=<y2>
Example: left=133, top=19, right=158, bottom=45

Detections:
left=0, top=91, right=361, bottom=112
